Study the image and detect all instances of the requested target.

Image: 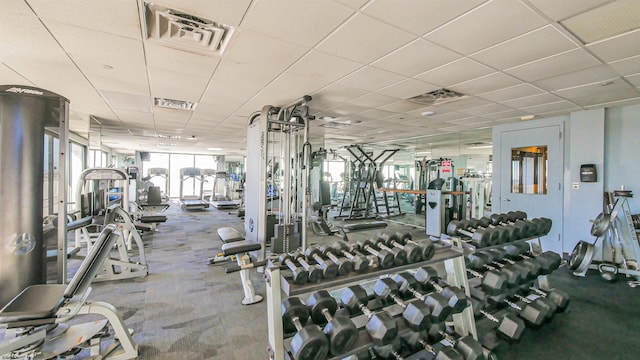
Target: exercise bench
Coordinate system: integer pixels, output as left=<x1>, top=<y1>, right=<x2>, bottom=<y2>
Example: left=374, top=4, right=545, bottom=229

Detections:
left=217, top=227, right=245, bottom=243
left=0, top=224, right=138, bottom=360
left=220, top=241, right=265, bottom=305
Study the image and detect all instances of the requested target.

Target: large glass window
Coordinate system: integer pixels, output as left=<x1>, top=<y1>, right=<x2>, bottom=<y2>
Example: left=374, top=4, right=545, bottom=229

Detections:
left=69, top=142, right=85, bottom=208
left=170, top=154, right=195, bottom=198
left=142, top=153, right=170, bottom=195
left=511, top=145, right=547, bottom=194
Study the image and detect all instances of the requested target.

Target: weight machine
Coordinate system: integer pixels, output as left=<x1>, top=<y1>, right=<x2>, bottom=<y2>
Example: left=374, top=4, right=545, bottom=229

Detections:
left=570, top=189, right=640, bottom=285
left=245, top=95, right=313, bottom=262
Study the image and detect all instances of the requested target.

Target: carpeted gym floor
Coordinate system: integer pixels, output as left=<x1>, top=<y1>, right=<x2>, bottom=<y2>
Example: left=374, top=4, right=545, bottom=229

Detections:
left=7, top=204, right=639, bottom=359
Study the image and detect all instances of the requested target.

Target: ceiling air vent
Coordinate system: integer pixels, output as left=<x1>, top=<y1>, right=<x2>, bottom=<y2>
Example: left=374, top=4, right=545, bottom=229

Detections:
left=154, top=97, right=197, bottom=111
left=408, top=88, right=467, bottom=106
left=143, top=3, right=235, bottom=56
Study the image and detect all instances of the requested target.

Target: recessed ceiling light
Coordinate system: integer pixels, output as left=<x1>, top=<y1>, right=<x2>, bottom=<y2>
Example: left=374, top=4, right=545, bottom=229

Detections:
left=319, top=116, right=334, bottom=121
left=158, top=134, right=181, bottom=139
left=600, top=81, right=614, bottom=86
left=102, top=64, right=113, bottom=70
left=420, top=111, right=435, bottom=116
left=185, top=135, right=198, bottom=141
left=207, top=147, right=222, bottom=151
left=154, top=97, right=197, bottom=111
left=520, top=115, right=535, bottom=121
left=467, top=145, right=493, bottom=149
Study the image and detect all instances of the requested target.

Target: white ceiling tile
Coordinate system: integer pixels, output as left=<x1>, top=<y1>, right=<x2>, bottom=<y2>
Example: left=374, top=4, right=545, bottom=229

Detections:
left=460, top=103, right=511, bottom=116
left=0, top=63, right=34, bottom=85
left=378, top=100, right=426, bottom=113
left=145, top=44, right=220, bottom=78
left=148, top=68, right=210, bottom=102
left=226, top=30, right=307, bottom=78
left=584, top=95, right=640, bottom=109
left=28, top=0, right=142, bottom=39
left=288, top=50, right=363, bottom=83
left=205, top=61, right=272, bottom=103
left=627, top=73, right=640, bottom=87
left=113, top=110, right=154, bottom=125
left=482, top=109, right=528, bottom=120
left=358, top=109, right=397, bottom=119
left=446, top=117, right=494, bottom=126
left=587, top=29, right=640, bottom=62
left=91, top=73, right=149, bottom=96
left=609, top=54, right=640, bottom=76
left=470, top=25, right=577, bottom=70
left=154, top=0, right=252, bottom=26
left=241, top=74, right=329, bottom=113
left=437, top=96, right=492, bottom=111
left=333, top=0, right=370, bottom=10
left=377, top=78, right=439, bottom=99
left=425, top=0, right=547, bottom=55
left=414, top=58, right=493, bottom=87
left=449, top=72, right=522, bottom=95
left=505, top=48, right=602, bottom=82
left=101, top=90, right=152, bottom=113
left=337, top=66, right=405, bottom=91
left=521, top=100, right=581, bottom=115
left=242, top=0, right=353, bottom=47
left=312, top=83, right=369, bottom=103
left=554, top=79, right=639, bottom=106
left=348, top=93, right=399, bottom=107
left=193, top=101, right=239, bottom=120
left=527, top=0, right=616, bottom=21
left=502, top=93, right=564, bottom=108
left=363, top=0, right=486, bottom=35
left=371, top=39, right=461, bottom=77
left=316, top=14, right=415, bottom=63
left=4, top=0, right=34, bottom=15
left=327, top=103, right=370, bottom=116
left=533, top=64, right=619, bottom=90
left=478, top=84, right=545, bottom=102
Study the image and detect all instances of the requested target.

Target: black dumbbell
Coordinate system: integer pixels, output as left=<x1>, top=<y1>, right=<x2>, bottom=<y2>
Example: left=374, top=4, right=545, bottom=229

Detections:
left=331, top=242, right=370, bottom=273
left=340, top=285, right=398, bottom=344
left=390, top=272, right=452, bottom=323
left=379, top=233, right=421, bottom=263
left=446, top=220, right=495, bottom=247
left=395, top=232, right=436, bottom=261
left=372, top=278, right=432, bottom=331
left=503, top=243, right=561, bottom=275
left=467, top=252, right=523, bottom=288
left=371, top=338, right=404, bottom=360
left=489, top=212, right=534, bottom=238
left=279, top=253, right=309, bottom=284
left=471, top=288, right=549, bottom=328
left=485, top=248, right=539, bottom=281
left=373, top=237, right=408, bottom=266
left=292, top=251, right=323, bottom=283
left=468, top=297, right=526, bottom=343
left=315, top=244, right=353, bottom=276
left=306, top=290, right=359, bottom=355
left=281, top=297, right=329, bottom=360
left=465, top=258, right=508, bottom=295
left=426, top=322, right=485, bottom=360
left=527, top=287, right=570, bottom=313
left=356, top=240, right=395, bottom=269
left=414, top=267, right=468, bottom=313
left=470, top=218, right=514, bottom=244
left=305, top=247, right=338, bottom=279
left=400, top=328, right=464, bottom=360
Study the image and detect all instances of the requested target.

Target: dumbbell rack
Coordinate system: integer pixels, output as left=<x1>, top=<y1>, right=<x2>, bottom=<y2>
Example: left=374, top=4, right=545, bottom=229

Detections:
left=265, top=240, right=478, bottom=360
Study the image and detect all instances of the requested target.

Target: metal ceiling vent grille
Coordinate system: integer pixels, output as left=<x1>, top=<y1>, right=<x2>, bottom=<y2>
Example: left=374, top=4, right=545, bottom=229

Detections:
left=408, top=88, right=466, bottom=106
left=154, top=97, right=197, bottom=111
left=143, top=3, right=235, bottom=56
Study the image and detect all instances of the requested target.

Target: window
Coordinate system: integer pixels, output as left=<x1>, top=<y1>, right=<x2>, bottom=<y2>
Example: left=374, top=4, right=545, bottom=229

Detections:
left=169, top=154, right=195, bottom=198
left=511, top=145, right=547, bottom=194
left=69, top=142, right=86, bottom=208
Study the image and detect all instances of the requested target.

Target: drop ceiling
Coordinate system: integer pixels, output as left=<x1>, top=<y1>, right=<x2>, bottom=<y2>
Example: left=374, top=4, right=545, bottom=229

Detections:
left=1, top=0, right=639, bottom=157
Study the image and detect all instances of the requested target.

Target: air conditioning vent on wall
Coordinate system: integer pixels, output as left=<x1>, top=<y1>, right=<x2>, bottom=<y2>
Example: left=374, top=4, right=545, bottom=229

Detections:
left=143, top=3, right=235, bottom=56
left=408, top=88, right=467, bottom=106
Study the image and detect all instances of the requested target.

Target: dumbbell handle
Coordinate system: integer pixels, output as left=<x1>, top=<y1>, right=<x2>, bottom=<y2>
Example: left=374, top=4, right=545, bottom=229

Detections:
left=513, top=294, right=534, bottom=304
left=467, top=268, right=483, bottom=278
left=339, top=249, right=357, bottom=261
left=419, top=338, right=437, bottom=355
left=377, top=242, right=396, bottom=254
left=363, top=244, right=384, bottom=257
left=358, top=302, right=373, bottom=318
left=389, top=292, right=407, bottom=310
left=321, top=307, right=333, bottom=322
left=310, top=253, right=327, bottom=267
left=504, top=299, right=522, bottom=311
left=325, top=251, right=341, bottom=264
left=291, top=316, right=304, bottom=332
left=405, top=286, right=427, bottom=301
left=428, top=279, right=444, bottom=292
left=457, top=228, right=475, bottom=238
left=295, top=256, right=313, bottom=270
left=283, top=258, right=299, bottom=272
left=479, top=309, right=499, bottom=323
left=529, top=287, right=550, bottom=297
left=439, top=331, right=458, bottom=346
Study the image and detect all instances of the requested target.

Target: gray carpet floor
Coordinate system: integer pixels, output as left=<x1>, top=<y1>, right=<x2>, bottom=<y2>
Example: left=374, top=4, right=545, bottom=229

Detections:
left=4, top=204, right=639, bottom=359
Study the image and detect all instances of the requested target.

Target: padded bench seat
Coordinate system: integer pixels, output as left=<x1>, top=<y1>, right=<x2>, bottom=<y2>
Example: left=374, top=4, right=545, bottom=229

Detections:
left=218, top=227, right=245, bottom=243
left=67, top=216, right=93, bottom=231
left=341, top=221, right=388, bottom=232
left=139, top=215, right=167, bottom=223
left=0, top=284, right=67, bottom=323
left=221, top=241, right=261, bottom=256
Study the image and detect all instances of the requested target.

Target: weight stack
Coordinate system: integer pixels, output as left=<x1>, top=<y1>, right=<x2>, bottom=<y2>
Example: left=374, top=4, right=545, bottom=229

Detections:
left=0, top=85, right=69, bottom=307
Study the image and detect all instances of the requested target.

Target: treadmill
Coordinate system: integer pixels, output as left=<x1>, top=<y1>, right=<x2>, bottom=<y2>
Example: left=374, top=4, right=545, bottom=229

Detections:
left=209, top=171, right=238, bottom=210
left=179, top=167, right=210, bottom=211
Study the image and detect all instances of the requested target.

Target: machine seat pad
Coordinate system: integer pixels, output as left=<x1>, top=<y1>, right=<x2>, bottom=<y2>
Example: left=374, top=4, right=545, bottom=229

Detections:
left=0, top=285, right=67, bottom=323
left=218, top=227, right=245, bottom=243
left=67, top=216, right=93, bottom=231
left=342, top=221, right=388, bottom=232
left=221, top=241, right=261, bottom=256
left=140, top=215, right=167, bottom=223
